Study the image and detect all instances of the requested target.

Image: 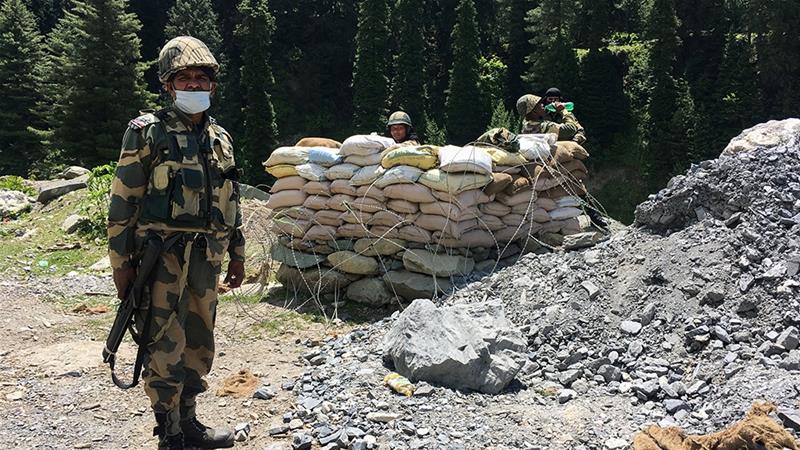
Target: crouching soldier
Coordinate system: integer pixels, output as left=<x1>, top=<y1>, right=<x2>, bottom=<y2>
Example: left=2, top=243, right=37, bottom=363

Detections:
left=516, top=90, right=586, bottom=144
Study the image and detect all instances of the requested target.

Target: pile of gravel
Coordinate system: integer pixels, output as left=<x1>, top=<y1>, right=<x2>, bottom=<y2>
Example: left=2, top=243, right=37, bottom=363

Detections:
left=268, top=121, right=800, bottom=450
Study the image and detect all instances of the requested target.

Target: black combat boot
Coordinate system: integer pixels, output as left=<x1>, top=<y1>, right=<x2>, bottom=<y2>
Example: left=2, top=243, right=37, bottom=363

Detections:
left=181, top=416, right=235, bottom=449
left=154, top=412, right=185, bottom=450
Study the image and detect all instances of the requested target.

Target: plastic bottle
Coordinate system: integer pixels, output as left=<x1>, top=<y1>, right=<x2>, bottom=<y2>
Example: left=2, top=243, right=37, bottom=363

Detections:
left=544, top=101, right=574, bottom=113
left=383, top=372, right=415, bottom=397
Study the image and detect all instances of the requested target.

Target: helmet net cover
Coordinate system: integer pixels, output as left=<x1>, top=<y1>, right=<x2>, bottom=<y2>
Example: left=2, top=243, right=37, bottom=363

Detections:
left=158, top=36, right=219, bottom=83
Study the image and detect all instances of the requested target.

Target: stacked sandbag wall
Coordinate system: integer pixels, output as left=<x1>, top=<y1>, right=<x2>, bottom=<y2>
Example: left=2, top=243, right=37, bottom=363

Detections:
left=263, top=134, right=593, bottom=304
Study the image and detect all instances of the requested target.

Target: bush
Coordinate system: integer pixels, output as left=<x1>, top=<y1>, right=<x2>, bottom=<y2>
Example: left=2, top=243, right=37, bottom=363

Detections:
left=77, top=163, right=115, bottom=240
left=0, top=175, right=36, bottom=196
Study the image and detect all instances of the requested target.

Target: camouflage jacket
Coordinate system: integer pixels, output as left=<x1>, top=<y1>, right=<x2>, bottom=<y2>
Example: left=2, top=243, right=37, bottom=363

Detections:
left=107, top=106, right=246, bottom=270
left=522, top=110, right=586, bottom=144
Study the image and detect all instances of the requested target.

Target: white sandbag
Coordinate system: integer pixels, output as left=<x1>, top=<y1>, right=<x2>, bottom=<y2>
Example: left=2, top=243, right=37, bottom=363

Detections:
left=308, top=147, right=344, bottom=167
left=549, top=206, right=583, bottom=220
left=325, top=163, right=360, bottom=180
left=340, top=134, right=395, bottom=156
left=344, top=153, right=382, bottom=166
left=518, top=134, right=556, bottom=162
left=295, top=163, right=328, bottom=182
left=264, top=146, right=309, bottom=167
left=556, top=196, right=584, bottom=208
left=350, top=164, right=386, bottom=186
left=438, top=145, right=493, bottom=176
left=374, top=165, right=424, bottom=188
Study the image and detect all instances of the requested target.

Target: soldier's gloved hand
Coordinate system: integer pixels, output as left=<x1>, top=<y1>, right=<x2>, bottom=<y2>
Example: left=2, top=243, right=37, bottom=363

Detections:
left=113, top=266, right=137, bottom=300
left=224, top=260, right=245, bottom=289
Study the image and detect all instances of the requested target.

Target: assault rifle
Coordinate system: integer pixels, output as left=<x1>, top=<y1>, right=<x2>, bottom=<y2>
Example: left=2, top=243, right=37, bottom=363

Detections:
left=102, top=236, right=164, bottom=389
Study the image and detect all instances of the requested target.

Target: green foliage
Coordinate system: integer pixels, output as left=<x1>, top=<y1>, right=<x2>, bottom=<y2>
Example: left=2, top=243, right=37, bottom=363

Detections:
left=487, top=100, right=518, bottom=131
left=523, top=0, right=580, bottom=94
left=577, top=48, right=629, bottom=152
left=478, top=55, right=508, bottom=105
left=505, top=0, right=533, bottom=103
left=390, top=0, right=427, bottom=138
left=423, top=117, right=448, bottom=146
left=41, top=0, right=154, bottom=168
left=0, top=176, right=37, bottom=197
left=0, top=0, right=48, bottom=177
left=352, top=0, right=390, bottom=132
left=77, top=163, right=115, bottom=240
left=445, top=0, right=488, bottom=145
left=235, top=0, right=279, bottom=185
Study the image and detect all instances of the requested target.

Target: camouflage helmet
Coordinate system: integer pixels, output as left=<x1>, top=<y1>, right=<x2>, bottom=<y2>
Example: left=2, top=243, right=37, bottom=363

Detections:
left=516, top=94, right=542, bottom=116
left=158, top=36, right=219, bottom=83
left=387, top=111, right=412, bottom=128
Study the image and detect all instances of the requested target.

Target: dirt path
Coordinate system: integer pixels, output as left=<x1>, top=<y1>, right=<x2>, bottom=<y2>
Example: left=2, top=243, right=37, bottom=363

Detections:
left=0, top=280, right=343, bottom=450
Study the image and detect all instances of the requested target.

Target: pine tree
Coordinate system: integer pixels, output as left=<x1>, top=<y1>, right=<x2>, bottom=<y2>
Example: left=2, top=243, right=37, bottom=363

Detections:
left=235, top=0, right=279, bottom=185
left=43, top=0, right=154, bottom=167
left=445, top=0, right=487, bottom=145
left=0, top=0, right=48, bottom=176
left=523, top=0, right=580, bottom=95
left=390, top=0, right=427, bottom=139
left=505, top=0, right=533, bottom=104
left=352, top=0, right=390, bottom=132
left=644, top=0, right=695, bottom=189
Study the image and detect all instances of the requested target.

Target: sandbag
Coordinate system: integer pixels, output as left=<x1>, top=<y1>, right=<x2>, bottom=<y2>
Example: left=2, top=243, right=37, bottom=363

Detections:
left=271, top=217, right=311, bottom=238
left=438, top=145, right=493, bottom=176
left=419, top=202, right=480, bottom=221
left=518, top=133, right=556, bottom=162
left=502, top=213, right=527, bottom=227
left=559, top=159, right=588, bottom=174
left=370, top=210, right=409, bottom=227
left=355, top=185, right=386, bottom=202
left=295, top=163, right=328, bottom=182
left=265, top=164, right=298, bottom=178
left=264, top=146, right=310, bottom=167
left=337, top=223, right=371, bottom=239
left=266, top=190, right=307, bottom=209
left=484, top=147, right=528, bottom=166
left=551, top=141, right=589, bottom=163
left=295, top=137, right=341, bottom=148
left=477, top=214, right=505, bottom=231
left=314, top=210, right=344, bottom=227
left=327, top=194, right=355, bottom=212
left=325, top=163, right=360, bottom=180
left=350, top=164, right=386, bottom=186
left=535, top=198, right=558, bottom=211
left=430, top=189, right=491, bottom=209
left=374, top=165, right=424, bottom=188
left=302, top=181, right=331, bottom=196
left=402, top=249, right=474, bottom=277
left=351, top=197, right=383, bottom=213
left=436, top=230, right=497, bottom=248
left=398, top=225, right=433, bottom=244
left=387, top=199, right=419, bottom=214
left=496, top=190, right=535, bottom=207
left=560, top=215, right=592, bottom=235
left=270, top=176, right=306, bottom=193
left=303, top=195, right=329, bottom=210
left=370, top=225, right=401, bottom=240
left=330, top=179, right=357, bottom=196
left=381, top=145, right=439, bottom=170
left=384, top=184, right=437, bottom=203
left=344, top=152, right=382, bottom=167
left=505, top=175, right=534, bottom=196
left=304, top=224, right=338, bottom=241
left=514, top=206, right=550, bottom=223
left=494, top=166, right=522, bottom=174
left=308, top=147, right=343, bottom=167
left=556, top=196, right=583, bottom=208
left=483, top=173, right=514, bottom=196
left=416, top=214, right=478, bottom=238
left=340, top=210, right=373, bottom=224
left=270, top=206, right=313, bottom=221
left=418, top=169, right=492, bottom=195
left=340, top=134, right=395, bottom=156
left=480, top=201, right=512, bottom=216
left=549, top=206, right=583, bottom=220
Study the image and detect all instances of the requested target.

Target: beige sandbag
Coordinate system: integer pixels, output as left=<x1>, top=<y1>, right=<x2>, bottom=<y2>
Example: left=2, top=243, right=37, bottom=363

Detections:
left=496, top=190, right=535, bottom=207
left=483, top=173, right=514, bottom=196
left=519, top=207, right=551, bottom=223
left=539, top=181, right=587, bottom=198
left=355, top=185, right=386, bottom=202
left=270, top=206, right=314, bottom=221
left=374, top=165, right=424, bottom=188
left=295, top=137, right=341, bottom=148
left=387, top=199, right=419, bottom=214
left=559, top=159, right=588, bottom=174
left=271, top=217, right=311, bottom=238
left=325, top=163, right=360, bottom=180
left=504, top=175, right=534, bottom=195
left=495, top=223, right=541, bottom=242
left=535, top=197, right=558, bottom=211
left=337, top=224, right=370, bottom=239
left=480, top=201, right=511, bottom=216
left=569, top=169, right=589, bottom=181
left=330, top=179, right=357, bottom=196
left=303, top=195, right=329, bottom=210
left=398, top=225, right=433, bottom=244
left=265, top=164, right=298, bottom=178
left=560, top=215, right=592, bottom=235
left=430, top=189, right=491, bottom=209
left=304, top=224, right=338, bottom=241
left=384, top=184, right=437, bottom=203
left=494, top=165, right=522, bottom=174
left=416, top=215, right=478, bottom=238
left=370, top=210, right=409, bottom=227
left=557, top=196, right=583, bottom=208
left=419, top=202, right=480, bottom=221
left=551, top=141, right=589, bottom=163
left=418, top=169, right=492, bottom=195
left=270, top=176, right=306, bottom=193
left=436, top=230, right=497, bottom=248
left=344, top=152, right=382, bottom=166
left=477, top=214, right=505, bottom=231
left=264, top=146, right=310, bottom=167
left=266, top=190, right=307, bottom=210
left=540, top=220, right=564, bottom=233
left=535, top=176, right=568, bottom=192
left=351, top=197, right=383, bottom=213
left=327, top=194, right=355, bottom=212
left=302, top=181, right=331, bottom=196
left=402, top=249, right=474, bottom=277
left=314, top=210, right=344, bottom=227
left=350, top=164, right=386, bottom=186
left=502, top=213, right=527, bottom=227
left=339, top=210, right=373, bottom=224
left=483, top=147, right=528, bottom=166
left=369, top=225, right=402, bottom=240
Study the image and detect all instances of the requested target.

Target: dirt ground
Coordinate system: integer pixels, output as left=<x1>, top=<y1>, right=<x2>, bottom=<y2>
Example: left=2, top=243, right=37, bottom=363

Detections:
left=0, top=277, right=351, bottom=450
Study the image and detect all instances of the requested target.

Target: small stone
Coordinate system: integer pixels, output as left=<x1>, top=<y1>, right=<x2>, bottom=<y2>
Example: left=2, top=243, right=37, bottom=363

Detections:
left=737, top=299, right=757, bottom=314
left=289, top=418, right=304, bottom=430
left=700, top=287, right=725, bottom=306
left=581, top=281, right=600, bottom=300
left=605, top=438, right=628, bottom=449
left=639, top=303, right=657, bottom=326
left=620, top=320, right=643, bottom=335
left=778, top=410, right=800, bottom=432
left=558, top=389, right=576, bottom=404
left=300, top=397, right=322, bottom=411
left=234, top=422, right=250, bottom=442
left=366, top=412, right=401, bottom=423
left=686, top=381, right=707, bottom=396
left=269, top=425, right=290, bottom=436
left=292, top=432, right=313, bottom=450
left=758, top=341, right=786, bottom=357
left=664, top=399, right=690, bottom=415
left=351, top=440, right=368, bottom=450
left=413, top=383, right=435, bottom=397
left=597, top=365, right=622, bottom=383
left=253, top=386, right=277, bottom=400
left=628, top=341, right=644, bottom=358
left=558, top=369, right=582, bottom=387
left=776, top=327, right=799, bottom=351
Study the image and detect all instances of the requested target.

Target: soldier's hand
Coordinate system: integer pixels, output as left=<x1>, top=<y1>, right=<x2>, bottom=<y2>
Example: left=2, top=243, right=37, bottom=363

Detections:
left=224, top=260, right=245, bottom=289
left=554, top=102, right=565, bottom=112
left=113, top=266, right=137, bottom=300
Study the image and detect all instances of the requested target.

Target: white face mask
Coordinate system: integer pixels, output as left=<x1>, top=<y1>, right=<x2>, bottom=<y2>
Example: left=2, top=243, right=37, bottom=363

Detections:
left=174, top=90, right=211, bottom=114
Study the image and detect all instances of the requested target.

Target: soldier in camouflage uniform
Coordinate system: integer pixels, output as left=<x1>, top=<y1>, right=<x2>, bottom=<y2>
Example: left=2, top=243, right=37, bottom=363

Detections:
left=107, top=36, right=245, bottom=450
left=386, top=111, right=420, bottom=144
left=516, top=91, right=586, bottom=144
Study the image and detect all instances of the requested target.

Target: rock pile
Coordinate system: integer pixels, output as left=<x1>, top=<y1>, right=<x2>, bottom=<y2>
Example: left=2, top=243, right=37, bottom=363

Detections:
left=264, top=134, right=597, bottom=303
left=263, top=120, right=800, bottom=449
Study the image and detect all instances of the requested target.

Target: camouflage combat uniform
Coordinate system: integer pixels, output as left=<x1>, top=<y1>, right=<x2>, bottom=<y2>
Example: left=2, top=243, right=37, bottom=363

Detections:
left=107, top=105, right=244, bottom=437
left=521, top=110, right=586, bottom=144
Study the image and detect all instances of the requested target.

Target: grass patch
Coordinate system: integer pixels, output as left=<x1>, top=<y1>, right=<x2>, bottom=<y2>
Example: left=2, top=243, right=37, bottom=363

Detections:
left=251, top=310, right=319, bottom=338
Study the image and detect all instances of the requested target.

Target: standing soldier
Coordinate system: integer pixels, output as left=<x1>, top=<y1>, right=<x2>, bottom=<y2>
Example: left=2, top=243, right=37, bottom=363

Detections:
left=516, top=89, right=586, bottom=144
left=107, top=36, right=245, bottom=450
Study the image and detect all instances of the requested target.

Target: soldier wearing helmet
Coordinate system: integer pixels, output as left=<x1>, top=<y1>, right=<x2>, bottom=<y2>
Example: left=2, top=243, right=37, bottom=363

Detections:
left=107, top=36, right=244, bottom=450
left=386, top=111, right=419, bottom=144
left=516, top=89, right=586, bottom=144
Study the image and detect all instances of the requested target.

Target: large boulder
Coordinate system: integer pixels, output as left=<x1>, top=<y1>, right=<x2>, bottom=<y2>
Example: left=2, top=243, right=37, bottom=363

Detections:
left=0, top=190, right=33, bottom=217
left=270, top=243, right=326, bottom=269
left=383, top=299, right=527, bottom=394
left=327, top=251, right=380, bottom=275
left=61, top=214, right=89, bottom=234
left=58, top=166, right=91, bottom=180
left=722, top=119, right=800, bottom=156
left=239, top=183, right=270, bottom=201
left=36, top=175, right=88, bottom=203
left=353, top=238, right=405, bottom=256
left=382, top=271, right=452, bottom=300
left=402, top=249, right=474, bottom=277
left=346, top=278, right=396, bottom=306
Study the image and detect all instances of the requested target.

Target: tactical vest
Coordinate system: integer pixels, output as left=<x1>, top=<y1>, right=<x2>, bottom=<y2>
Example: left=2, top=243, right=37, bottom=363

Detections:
left=138, top=109, right=240, bottom=231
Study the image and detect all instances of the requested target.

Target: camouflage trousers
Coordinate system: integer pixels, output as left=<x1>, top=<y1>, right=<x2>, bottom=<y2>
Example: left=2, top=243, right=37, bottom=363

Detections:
left=136, top=236, right=222, bottom=436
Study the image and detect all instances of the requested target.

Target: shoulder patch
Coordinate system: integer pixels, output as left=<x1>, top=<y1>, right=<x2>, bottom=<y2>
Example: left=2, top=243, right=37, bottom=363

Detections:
left=128, top=113, right=160, bottom=130
left=211, top=122, right=233, bottom=143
